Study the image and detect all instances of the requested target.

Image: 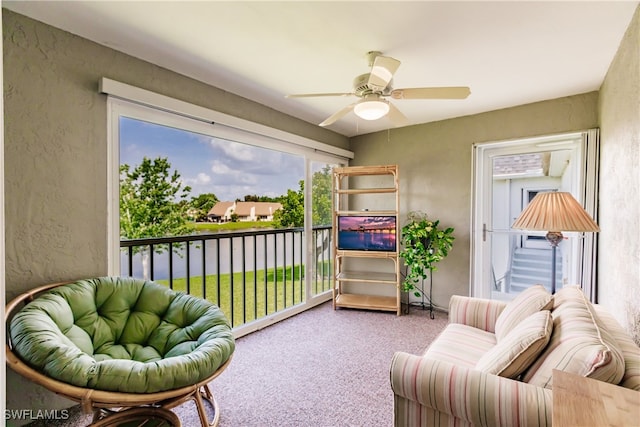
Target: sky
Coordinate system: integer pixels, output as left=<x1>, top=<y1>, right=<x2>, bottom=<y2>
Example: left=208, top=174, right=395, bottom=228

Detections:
left=119, top=117, right=304, bottom=202
left=338, top=216, right=396, bottom=231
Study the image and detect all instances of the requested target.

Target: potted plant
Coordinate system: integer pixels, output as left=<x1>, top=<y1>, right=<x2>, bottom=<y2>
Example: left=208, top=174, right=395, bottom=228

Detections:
left=399, top=211, right=455, bottom=296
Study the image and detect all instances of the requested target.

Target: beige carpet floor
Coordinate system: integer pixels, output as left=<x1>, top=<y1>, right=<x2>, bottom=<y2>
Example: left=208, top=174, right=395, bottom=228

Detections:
left=24, top=301, right=447, bottom=427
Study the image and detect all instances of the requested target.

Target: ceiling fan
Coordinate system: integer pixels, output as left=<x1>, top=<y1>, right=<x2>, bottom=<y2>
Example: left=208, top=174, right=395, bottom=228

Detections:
left=286, top=51, right=471, bottom=127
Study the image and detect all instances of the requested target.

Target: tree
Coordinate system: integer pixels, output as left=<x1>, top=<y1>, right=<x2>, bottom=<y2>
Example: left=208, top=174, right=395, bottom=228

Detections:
left=309, top=166, right=334, bottom=273
left=311, top=165, right=333, bottom=226
left=273, top=181, right=305, bottom=227
left=190, top=193, right=219, bottom=222
left=258, top=195, right=279, bottom=202
left=120, top=157, right=194, bottom=278
left=271, top=165, right=334, bottom=228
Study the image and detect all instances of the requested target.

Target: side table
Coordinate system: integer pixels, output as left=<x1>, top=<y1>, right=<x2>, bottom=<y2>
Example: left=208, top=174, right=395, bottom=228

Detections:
left=552, top=369, right=640, bottom=426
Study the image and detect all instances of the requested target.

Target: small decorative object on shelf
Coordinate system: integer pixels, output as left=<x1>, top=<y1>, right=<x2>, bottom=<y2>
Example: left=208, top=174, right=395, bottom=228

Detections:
left=399, top=211, right=455, bottom=318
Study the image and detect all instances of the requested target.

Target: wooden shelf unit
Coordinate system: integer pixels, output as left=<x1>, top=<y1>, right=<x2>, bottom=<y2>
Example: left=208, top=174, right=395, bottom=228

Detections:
left=332, top=165, right=401, bottom=315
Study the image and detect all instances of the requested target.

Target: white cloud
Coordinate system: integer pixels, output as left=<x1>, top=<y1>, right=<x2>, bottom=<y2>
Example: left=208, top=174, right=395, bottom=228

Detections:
left=209, top=138, right=256, bottom=161
left=195, top=172, right=211, bottom=184
left=211, top=160, right=233, bottom=175
left=184, top=172, right=212, bottom=187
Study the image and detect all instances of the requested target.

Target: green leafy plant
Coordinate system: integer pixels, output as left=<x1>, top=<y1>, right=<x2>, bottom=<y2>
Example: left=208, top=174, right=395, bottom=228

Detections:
left=120, top=157, right=194, bottom=280
left=399, top=211, right=455, bottom=296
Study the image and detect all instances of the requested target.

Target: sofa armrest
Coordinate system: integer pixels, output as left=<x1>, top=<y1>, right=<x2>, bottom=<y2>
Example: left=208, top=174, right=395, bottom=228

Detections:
left=390, top=352, right=552, bottom=427
left=448, top=295, right=507, bottom=332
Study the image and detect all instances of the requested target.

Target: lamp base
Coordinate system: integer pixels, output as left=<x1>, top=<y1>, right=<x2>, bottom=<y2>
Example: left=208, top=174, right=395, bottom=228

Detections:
left=545, top=231, right=563, bottom=294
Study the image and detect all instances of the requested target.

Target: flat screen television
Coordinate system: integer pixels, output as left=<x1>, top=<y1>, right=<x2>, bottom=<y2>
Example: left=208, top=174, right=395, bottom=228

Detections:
left=337, top=215, right=397, bottom=252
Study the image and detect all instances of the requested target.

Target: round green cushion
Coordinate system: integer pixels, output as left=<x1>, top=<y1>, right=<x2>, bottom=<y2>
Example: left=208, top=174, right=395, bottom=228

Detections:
left=10, top=277, right=235, bottom=393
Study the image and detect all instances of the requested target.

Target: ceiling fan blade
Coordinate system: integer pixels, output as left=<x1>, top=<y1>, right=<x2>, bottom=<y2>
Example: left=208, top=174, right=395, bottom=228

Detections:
left=390, top=87, right=471, bottom=100
left=286, top=92, right=354, bottom=98
left=319, top=103, right=356, bottom=127
left=368, top=55, right=401, bottom=92
left=387, top=103, right=409, bottom=127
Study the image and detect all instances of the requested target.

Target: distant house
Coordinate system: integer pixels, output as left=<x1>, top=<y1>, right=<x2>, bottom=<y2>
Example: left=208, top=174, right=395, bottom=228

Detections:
left=206, top=201, right=235, bottom=223
left=233, top=202, right=255, bottom=222
left=207, top=201, right=282, bottom=223
left=253, top=202, right=283, bottom=221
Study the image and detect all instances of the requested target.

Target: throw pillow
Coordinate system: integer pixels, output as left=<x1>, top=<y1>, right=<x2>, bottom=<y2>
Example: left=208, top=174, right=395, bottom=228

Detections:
left=475, top=310, right=553, bottom=378
left=522, top=285, right=626, bottom=388
left=593, top=305, right=640, bottom=391
left=494, top=285, right=553, bottom=340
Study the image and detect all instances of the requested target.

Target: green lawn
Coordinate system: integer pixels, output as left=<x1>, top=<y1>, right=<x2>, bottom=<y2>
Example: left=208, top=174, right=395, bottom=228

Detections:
left=155, top=261, right=332, bottom=327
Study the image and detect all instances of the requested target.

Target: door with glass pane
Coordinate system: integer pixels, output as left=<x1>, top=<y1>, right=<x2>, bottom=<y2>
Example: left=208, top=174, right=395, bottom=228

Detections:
left=471, top=131, right=599, bottom=300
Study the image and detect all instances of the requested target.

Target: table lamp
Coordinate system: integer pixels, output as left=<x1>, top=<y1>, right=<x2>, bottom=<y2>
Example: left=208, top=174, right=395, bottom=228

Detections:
left=511, top=191, right=599, bottom=293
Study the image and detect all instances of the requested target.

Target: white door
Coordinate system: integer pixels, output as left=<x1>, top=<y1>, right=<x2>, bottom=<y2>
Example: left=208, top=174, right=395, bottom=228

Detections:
left=471, top=130, right=599, bottom=300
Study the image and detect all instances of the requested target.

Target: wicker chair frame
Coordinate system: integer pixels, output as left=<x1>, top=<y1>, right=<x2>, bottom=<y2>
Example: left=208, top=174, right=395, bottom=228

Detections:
left=5, top=281, right=233, bottom=427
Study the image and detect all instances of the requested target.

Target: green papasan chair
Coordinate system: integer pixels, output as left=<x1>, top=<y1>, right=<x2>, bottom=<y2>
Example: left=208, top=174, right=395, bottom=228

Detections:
left=5, top=277, right=235, bottom=427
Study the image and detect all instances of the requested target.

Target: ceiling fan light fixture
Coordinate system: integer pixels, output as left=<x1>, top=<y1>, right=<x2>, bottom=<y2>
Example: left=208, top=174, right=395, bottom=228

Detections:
left=287, top=51, right=471, bottom=127
left=354, top=99, right=390, bottom=121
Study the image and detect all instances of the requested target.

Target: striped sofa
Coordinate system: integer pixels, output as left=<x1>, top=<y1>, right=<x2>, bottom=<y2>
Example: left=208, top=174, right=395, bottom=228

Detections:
left=390, top=285, right=640, bottom=426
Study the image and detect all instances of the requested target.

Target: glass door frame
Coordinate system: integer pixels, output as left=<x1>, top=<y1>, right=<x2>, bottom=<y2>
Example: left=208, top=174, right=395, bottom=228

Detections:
left=471, top=130, right=599, bottom=300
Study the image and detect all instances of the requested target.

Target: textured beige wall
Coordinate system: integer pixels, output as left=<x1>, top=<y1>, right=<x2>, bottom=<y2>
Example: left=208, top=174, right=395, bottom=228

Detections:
left=2, top=9, right=347, bottom=414
left=350, top=92, right=599, bottom=308
left=598, top=5, right=640, bottom=344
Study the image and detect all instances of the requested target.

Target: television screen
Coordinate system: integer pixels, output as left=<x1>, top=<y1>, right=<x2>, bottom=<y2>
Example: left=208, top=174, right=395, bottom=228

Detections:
left=337, top=215, right=397, bottom=252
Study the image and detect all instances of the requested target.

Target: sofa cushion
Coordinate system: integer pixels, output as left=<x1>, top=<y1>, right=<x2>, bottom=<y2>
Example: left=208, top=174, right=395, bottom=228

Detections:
left=522, top=286, right=625, bottom=389
left=494, top=285, right=553, bottom=341
left=475, top=310, right=553, bottom=378
left=424, top=323, right=496, bottom=368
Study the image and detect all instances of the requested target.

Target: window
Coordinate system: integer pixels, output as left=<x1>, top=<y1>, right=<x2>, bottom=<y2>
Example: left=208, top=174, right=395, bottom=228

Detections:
left=104, top=79, right=352, bottom=331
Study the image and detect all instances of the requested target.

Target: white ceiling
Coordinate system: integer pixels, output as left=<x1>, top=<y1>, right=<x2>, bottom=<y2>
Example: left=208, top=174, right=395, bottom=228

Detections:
left=4, top=1, right=638, bottom=137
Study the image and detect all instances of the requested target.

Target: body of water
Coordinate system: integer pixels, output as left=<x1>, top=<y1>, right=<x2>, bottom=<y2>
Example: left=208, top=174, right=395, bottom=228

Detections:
left=121, top=231, right=332, bottom=280
left=337, top=230, right=396, bottom=252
